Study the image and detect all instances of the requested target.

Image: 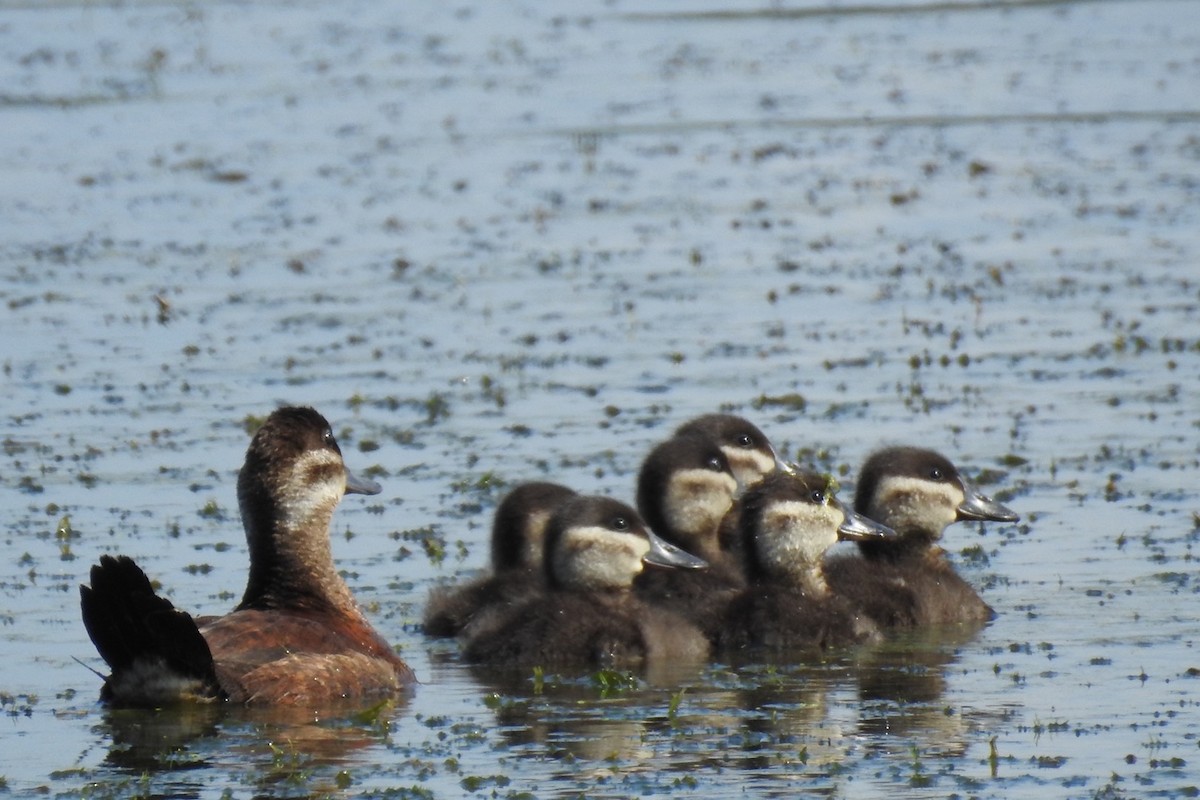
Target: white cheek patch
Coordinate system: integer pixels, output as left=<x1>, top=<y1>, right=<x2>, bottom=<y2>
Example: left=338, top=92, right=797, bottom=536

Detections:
left=756, top=500, right=842, bottom=584
left=278, top=449, right=345, bottom=527
left=552, top=526, right=649, bottom=591
left=722, top=446, right=776, bottom=487
left=874, top=476, right=961, bottom=536
left=663, top=469, right=737, bottom=543
left=521, top=508, right=553, bottom=569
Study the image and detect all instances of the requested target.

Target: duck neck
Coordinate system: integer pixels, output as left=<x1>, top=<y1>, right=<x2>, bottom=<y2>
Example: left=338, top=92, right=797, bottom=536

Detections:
left=236, top=479, right=358, bottom=615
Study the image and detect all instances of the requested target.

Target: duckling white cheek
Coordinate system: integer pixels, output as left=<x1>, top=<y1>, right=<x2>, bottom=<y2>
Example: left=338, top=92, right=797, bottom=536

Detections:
left=722, top=447, right=775, bottom=487
left=521, top=509, right=553, bottom=569
left=553, top=527, right=649, bottom=591
left=664, top=470, right=737, bottom=540
left=874, top=476, right=960, bottom=535
left=758, top=501, right=841, bottom=576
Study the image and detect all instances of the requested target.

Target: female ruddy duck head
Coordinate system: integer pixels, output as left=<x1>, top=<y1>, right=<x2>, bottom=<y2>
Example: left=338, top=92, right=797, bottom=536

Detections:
left=673, top=413, right=786, bottom=489
left=636, top=434, right=738, bottom=561
left=740, top=469, right=894, bottom=593
left=237, top=406, right=382, bottom=612
left=854, top=446, right=1018, bottom=551
left=544, top=495, right=707, bottom=593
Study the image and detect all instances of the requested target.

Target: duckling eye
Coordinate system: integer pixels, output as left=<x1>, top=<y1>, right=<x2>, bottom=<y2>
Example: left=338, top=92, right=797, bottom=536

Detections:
left=929, top=466, right=944, bottom=481
left=811, top=490, right=826, bottom=505
left=706, top=457, right=724, bottom=472
left=736, top=434, right=753, bottom=448
left=611, top=516, right=629, bottom=531
left=322, top=429, right=336, bottom=447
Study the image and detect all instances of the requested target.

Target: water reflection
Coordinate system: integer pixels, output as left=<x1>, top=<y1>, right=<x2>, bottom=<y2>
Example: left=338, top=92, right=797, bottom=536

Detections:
left=458, top=626, right=989, bottom=788
left=93, top=698, right=409, bottom=796
left=855, top=623, right=989, bottom=754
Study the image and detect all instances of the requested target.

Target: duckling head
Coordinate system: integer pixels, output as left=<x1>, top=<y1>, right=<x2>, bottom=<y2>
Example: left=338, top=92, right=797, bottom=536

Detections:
left=742, top=470, right=893, bottom=593
left=490, top=482, right=578, bottom=572
left=674, top=413, right=787, bottom=489
left=855, top=447, right=1018, bottom=543
left=637, top=434, right=739, bottom=559
left=545, top=496, right=707, bottom=593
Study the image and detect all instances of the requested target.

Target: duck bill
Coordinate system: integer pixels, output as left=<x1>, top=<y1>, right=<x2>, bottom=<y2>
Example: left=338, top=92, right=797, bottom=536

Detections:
left=776, top=457, right=799, bottom=477
left=836, top=506, right=896, bottom=541
left=956, top=478, right=1019, bottom=522
left=644, top=531, right=708, bottom=570
left=345, top=467, right=382, bottom=496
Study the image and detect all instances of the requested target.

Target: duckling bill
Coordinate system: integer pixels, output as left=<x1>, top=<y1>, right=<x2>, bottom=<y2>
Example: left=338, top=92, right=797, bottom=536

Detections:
left=80, top=406, right=416, bottom=707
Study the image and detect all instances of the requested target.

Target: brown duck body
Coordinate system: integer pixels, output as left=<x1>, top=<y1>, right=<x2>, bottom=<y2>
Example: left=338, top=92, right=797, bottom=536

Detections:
left=80, top=406, right=415, bottom=707
left=825, top=446, right=1019, bottom=628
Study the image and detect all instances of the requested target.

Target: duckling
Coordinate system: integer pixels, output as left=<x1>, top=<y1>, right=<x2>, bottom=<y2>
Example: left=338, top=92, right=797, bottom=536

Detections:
left=80, top=406, right=416, bottom=707
left=460, top=495, right=709, bottom=669
left=718, top=469, right=894, bottom=654
left=423, top=481, right=577, bottom=637
left=824, top=446, right=1020, bottom=627
left=674, top=413, right=783, bottom=489
left=633, top=434, right=745, bottom=642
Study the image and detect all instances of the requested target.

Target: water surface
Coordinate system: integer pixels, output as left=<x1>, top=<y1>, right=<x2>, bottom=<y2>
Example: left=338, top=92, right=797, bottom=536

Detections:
left=1, top=0, right=1198, bottom=796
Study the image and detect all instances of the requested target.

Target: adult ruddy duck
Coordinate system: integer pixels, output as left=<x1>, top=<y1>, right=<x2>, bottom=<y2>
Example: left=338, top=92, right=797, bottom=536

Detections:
left=80, top=406, right=416, bottom=706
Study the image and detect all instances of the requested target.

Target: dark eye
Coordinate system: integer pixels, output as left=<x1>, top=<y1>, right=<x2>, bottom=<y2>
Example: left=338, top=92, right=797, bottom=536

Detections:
left=929, top=466, right=944, bottom=481
left=611, top=516, right=629, bottom=531
left=736, top=434, right=753, bottom=448
left=323, top=429, right=336, bottom=447
left=811, top=490, right=826, bottom=504
left=706, top=457, right=724, bottom=472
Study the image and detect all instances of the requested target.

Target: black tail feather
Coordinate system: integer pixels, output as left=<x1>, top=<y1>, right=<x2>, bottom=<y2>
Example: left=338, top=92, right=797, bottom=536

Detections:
left=80, top=555, right=220, bottom=701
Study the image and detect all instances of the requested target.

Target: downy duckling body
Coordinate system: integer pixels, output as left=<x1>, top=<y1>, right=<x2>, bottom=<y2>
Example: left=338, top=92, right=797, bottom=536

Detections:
left=80, top=406, right=416, bottom=707
left=423, top=481, right=577, bottom=637
left=460, top=495, right=709, bottom=669
left=824, top=446, right=1019, bottom=627
left=718, top=469, right=894, bottom=654
left=634, top=434, right=745, bottom=642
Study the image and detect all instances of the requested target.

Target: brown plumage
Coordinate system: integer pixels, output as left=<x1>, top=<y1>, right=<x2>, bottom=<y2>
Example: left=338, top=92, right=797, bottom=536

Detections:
left=717, top=470, right=893, bottom=655
left=633, top=434, right=745, bottom=644
left=80, top=406, right=415, bottom=707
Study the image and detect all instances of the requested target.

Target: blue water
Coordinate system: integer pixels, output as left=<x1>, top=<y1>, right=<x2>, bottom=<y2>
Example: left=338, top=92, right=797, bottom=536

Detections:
left=1, top=0, right=1199, bottom=796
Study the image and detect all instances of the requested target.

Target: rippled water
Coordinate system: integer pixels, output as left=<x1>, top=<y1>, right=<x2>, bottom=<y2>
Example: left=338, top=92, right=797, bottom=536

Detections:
left=2, top=0, right=1198, bottom=796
